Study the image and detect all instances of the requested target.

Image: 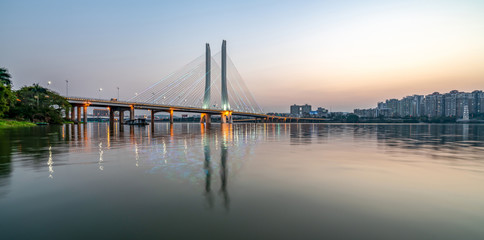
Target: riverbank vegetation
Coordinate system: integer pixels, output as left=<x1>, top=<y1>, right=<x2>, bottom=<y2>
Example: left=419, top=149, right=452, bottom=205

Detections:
left=0, top=67, right=71, bottom=126
left=0, top=119, right=36, bottom=128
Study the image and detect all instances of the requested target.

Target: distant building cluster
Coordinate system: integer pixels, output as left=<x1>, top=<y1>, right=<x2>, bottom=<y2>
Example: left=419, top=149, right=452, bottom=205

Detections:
left=93, top=109, right=109, bottom=116
left=354, top=90, right=484, bottom=119
left=290, top=104, right=328, bottom=118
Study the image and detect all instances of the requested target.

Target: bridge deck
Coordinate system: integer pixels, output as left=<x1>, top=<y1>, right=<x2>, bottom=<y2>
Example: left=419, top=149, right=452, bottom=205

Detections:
left=66, top=97, right=326, bottom=121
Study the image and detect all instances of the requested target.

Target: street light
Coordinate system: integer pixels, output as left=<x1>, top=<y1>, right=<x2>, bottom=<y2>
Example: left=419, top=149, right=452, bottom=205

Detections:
left=117, top=87, right=119, bottom=100
left=98, top=88, right=103, bottom=99
left=65, top=80, right=69, bottom=97
left=48, top=81, right=51, bottom=86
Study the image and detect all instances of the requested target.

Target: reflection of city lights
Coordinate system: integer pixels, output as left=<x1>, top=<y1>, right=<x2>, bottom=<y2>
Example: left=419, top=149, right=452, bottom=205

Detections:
left=135, top=143, right=139, bottom=167
left=47, top=146, right=53, bottom=178
left=99, top=142, right=104, bottom=171
left=163, top=139, right=167, bottom=164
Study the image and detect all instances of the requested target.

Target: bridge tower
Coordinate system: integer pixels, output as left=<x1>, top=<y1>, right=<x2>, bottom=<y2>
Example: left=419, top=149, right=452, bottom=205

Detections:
left=201, top=43, right=212, bottom=124
left=203, top=43, right=211, bottom=109
left=221, top=40, right=230, bottom=111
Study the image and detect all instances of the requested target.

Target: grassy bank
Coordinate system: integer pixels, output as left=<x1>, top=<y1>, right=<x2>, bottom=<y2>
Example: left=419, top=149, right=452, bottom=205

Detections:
left=0, top=119, right=37, bottom=128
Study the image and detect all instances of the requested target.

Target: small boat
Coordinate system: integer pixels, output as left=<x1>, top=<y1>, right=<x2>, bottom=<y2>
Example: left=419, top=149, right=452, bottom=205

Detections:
left=124, top=118, right=149, bottom=126
left=35, top=122, right=49, bottom=126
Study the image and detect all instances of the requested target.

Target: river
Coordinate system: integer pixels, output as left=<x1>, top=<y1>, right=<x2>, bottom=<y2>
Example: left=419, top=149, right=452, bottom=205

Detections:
left=1, top=123, right=483, bottom=239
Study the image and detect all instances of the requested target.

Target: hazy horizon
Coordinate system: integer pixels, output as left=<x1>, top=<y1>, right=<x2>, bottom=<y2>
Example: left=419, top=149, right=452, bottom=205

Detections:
left=1, top=0, right=483, bottom=112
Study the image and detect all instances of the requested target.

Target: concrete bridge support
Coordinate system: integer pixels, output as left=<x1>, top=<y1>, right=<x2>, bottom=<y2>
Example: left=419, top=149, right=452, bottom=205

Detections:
left=151, top=110, right=155, bottom=127
left=118, top=110, right=124, bottom=132
left=83, top=106, right=87, bottom=124
left=221, top=112, right=233, bottom=124
left=109, top=108, right=114, bottom=129
left=77, top=106, right=81, bottom=123
left=130, top=107, right=135, bottom=120
left=200, top=113, right=211, bottom=124
left=119, top=111, right=124, bottom=124
left=71, top=106, right=75, bottom=121
left=169, top=110, right=174, bottom=124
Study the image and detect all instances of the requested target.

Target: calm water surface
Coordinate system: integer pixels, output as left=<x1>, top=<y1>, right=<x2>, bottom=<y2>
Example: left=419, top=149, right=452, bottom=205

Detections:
left=1, top=123, right=484, bottom=239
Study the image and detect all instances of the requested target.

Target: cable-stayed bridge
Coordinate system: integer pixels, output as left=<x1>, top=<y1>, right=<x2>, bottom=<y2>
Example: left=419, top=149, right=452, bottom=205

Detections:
left=66, top=41, right=323, bottom=126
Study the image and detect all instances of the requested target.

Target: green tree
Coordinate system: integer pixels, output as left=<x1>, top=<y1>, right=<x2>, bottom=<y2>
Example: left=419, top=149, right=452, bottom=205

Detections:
left=0, top=68, right=11, bottom=86
left=8, top=84, right=71, bottom=124
left=346, top=114, right=360, bottom=123
left=0, top=68, right=14, bottom=117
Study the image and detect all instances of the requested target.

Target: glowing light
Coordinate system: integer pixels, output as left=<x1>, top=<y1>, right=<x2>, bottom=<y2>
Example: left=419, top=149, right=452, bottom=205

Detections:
left=47, top=146, right=53, bottom=178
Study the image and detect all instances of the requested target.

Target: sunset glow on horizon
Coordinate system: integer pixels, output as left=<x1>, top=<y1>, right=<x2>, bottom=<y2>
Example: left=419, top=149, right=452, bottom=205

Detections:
left=1, top=0, right=483, bottom=112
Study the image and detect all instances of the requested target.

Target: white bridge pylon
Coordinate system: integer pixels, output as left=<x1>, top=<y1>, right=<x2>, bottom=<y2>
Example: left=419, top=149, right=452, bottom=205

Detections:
left=129, top=41, right=263, bottom=114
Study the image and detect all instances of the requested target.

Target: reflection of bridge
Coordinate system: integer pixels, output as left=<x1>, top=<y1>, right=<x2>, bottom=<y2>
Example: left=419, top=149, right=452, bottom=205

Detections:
left=66, top=41, right=326, bottom=127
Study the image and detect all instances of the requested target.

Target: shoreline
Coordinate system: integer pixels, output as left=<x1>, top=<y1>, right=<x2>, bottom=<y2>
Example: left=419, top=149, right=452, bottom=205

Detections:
left=0, top=119, right=37, bottom=128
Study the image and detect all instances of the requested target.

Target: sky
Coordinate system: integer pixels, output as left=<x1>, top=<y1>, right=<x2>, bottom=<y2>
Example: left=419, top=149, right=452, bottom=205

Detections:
left=1, top=0, right=483, bottom=112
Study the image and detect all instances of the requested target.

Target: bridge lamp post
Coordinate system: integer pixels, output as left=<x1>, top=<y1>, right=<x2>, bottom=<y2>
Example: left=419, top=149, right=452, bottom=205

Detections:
left=65, top=80, right=68, bottom=97
left=117, top=87, right=119, bottom=100
left=98, top=88, right=103, bottom=99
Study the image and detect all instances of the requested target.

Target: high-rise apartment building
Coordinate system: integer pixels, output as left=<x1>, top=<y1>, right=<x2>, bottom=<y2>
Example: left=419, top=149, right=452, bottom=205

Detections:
left=290, top=104, right=312, bottom=117
left=354, top=89, right=483, bottom=119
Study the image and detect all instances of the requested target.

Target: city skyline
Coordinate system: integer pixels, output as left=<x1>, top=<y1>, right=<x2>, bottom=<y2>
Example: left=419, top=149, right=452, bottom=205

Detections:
left=354, top=89, right=484, bottom=119
left=1, top=0, right=483, bottom=112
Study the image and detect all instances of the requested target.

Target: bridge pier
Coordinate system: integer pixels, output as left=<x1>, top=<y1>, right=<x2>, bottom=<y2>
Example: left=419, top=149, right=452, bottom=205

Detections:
left=77, top=106, right=81, bottom=123
left=119, top=111, right=124, bottom=124
left=200, top=113, right=211, bottom=124
left=130, top=107, right=135, bottom=120
left=71, top=106, right=75, bottom=121
left=118, top=110, right=124, bottom=132
left=169, top=110, right=174, bottom=124
left=83, top=106, right=87, bottom=124
left=109, top=107, right=114, bottom=129
left=221, top=111, right=232, bottom=124
left=151, top=110, right=155, bottom=127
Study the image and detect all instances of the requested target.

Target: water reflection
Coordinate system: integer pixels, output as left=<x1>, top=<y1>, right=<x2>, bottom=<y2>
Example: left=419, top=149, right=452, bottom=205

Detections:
left=1, top=123, right=484, bottom=239
left=1, top=123, right=484, bottom=196
left=47, top=146, right=53, bottom=178
left=98, top=142, right=104, bottom=171
left=201, top=124, right=231, bottom=210
left=202, top=124, right=213, bottom=208
left=220, top=129, right=229, bottom=210
left=284, top=123, right=484, bottom=171
left=0, top=130, right=12, bottom=197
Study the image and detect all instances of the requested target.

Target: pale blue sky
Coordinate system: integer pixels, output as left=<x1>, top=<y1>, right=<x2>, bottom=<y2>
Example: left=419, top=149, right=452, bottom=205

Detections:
left=1, top=0, right=483, bottom=112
